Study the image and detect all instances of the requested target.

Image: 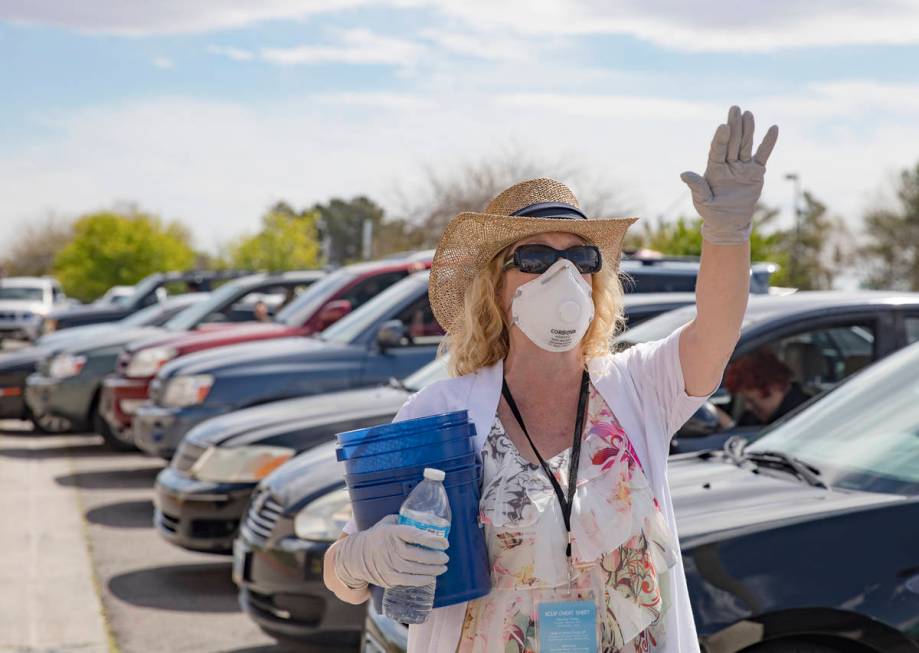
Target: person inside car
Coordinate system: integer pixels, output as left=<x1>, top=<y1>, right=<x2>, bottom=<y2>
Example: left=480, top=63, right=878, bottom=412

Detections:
left=324, top=106, right=779, bottom=653
left=719, top=348, right=814, bottom=427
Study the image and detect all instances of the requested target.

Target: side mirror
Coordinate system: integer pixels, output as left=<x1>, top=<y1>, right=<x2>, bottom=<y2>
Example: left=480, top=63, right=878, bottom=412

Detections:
left=316, top=299, right=353, bottom=330
left=377, top=319, right=407, bottom=350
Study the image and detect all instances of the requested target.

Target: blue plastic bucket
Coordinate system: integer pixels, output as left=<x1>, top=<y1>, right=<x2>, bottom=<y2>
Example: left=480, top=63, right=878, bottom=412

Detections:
left=347, top=462, right=481, bottom=503
left=336, top=422, right=475, bottom=461
left=352, top=468, right=490, bottom=611
left=344, top=452, right=478, bottom=489
left=336, top=410, right=470, bottom=446
left=343, top=436, right=475, bottom=475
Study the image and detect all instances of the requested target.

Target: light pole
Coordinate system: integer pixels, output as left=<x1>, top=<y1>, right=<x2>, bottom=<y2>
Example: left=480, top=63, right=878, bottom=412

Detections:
left=784, top=172, right=802, bottom=283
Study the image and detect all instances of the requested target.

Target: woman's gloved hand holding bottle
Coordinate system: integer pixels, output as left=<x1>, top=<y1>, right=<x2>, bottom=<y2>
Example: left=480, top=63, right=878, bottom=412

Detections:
left=332, top=513, right=449, bottom=591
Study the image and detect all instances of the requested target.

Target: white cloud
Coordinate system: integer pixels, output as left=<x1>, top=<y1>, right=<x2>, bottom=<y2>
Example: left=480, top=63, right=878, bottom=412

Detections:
left=6, top=0, right=919, bottom=52
left=151, top=56, right=174, bottom=69
left=4, top=82, right=919, bottom=259
left=260, top=29, right=423, bottom=66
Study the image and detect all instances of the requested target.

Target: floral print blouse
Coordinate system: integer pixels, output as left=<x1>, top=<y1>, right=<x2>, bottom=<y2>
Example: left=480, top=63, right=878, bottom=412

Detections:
left=456, top=382, right=679, bottom=653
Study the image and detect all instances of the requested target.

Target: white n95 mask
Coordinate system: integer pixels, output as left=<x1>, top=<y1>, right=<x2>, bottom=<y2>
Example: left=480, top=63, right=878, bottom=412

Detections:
left=510, top=257, right=595, bottom=352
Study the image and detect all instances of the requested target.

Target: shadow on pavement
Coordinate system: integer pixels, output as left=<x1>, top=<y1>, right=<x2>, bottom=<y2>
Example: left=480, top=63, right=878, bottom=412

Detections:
left=85, top=499, right=155, bottom=529
left=0, top=442, right=126, bottom=460
left=55, top=465, right=163, bottom=490
left=108, top=562, right=241, bottom=613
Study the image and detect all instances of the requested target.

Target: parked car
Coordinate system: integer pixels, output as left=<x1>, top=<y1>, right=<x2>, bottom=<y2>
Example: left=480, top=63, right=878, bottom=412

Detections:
left=0, top=276, right=71, bottom=343
left=367, top=338, right=919, bottom=653
left=618, top=290, right=919, bottom=453
left=103, top=257, right=431, bottom=439
left=620, top=253, right=777, bottom=295
left=0, top=293, right=209, bottom=434
left=39, top=269, right=249, bottom=334
left=132, top=270, right=444, bottom=460
left=94, top=285, right=135, bottom=306
left=25, top=272, right=322, bottom=449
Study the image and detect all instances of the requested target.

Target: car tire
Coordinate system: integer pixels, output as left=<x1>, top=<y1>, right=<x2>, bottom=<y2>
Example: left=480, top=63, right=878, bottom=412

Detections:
left=26, top=405, right=72, bottom=434
left=92, top=405, right=137, bottom=452
left=744, top=640, right=847, bottom=653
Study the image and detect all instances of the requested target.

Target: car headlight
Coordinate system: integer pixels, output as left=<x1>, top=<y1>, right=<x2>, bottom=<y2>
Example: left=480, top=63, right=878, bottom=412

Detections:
left=48, top=353, right=87, bottom=378
left=125, top=347, right=176, bottom=377
left=293, top=487, right=353, bottom=542
left=42, top=319, right=58, bottom=334
left=161, top=374, right=213, bottom=407
left=189, top=445, right=295, bottom=483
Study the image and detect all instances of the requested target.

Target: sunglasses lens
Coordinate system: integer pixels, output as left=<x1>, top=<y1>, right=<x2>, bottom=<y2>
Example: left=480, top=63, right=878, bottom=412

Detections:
left=568, top=246, right=601, bottom=273
left=515, top=245, right=557, bottom=274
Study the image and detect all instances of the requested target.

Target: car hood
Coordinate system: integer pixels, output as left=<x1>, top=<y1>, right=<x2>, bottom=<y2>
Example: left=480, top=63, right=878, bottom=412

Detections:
left=157, top=335, right=350, bottom=378
left=186, top=384, right=409, bottom=450
left=126, top=322, right=295, bottom=356
left=48, top=304, right=127, bottom=322
left=36, top=322, right=124, bottom=348
left=669, top=453, right=905, bottom=546
left=58, top=327, right=167, bottom=356
left=262, top=440, right=344, bottom=510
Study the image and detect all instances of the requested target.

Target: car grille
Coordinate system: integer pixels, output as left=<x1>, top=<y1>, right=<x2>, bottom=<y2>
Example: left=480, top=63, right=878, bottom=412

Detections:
left=171, top=441, right=208, bottom=474
left=241, top=488, right=283, bottom=545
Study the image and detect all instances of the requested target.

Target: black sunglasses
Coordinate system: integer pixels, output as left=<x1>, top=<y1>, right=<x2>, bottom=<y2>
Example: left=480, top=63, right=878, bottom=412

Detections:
left=503, top=244, right=602, bottom=275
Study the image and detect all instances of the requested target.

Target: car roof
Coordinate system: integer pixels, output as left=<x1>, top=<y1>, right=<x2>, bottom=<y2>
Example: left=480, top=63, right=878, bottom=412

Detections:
left=0, top=276, right=57, bottom=287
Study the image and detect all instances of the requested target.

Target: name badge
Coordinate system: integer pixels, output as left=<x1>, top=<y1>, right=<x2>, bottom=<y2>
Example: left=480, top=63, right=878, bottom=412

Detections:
left=536, top=599, right=597, bottom=652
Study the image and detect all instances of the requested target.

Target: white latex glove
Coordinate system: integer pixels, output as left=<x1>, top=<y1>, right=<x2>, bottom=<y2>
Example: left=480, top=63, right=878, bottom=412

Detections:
left=680, top=105, right=779, bottom=244
left=332, top=514, right=450, bottom=590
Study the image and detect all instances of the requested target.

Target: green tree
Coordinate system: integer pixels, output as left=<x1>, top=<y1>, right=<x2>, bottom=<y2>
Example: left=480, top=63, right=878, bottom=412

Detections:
left=314, top=197, right=384, bottom=265
left=229, top=203, right=321, bottom=271
left=53, top=210, right=196, bottom=301
left=858, top=162, right=919, bottom=290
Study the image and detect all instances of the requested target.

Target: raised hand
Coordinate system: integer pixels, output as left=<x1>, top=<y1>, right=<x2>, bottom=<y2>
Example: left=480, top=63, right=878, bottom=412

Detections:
left=680, top=105, right=779, bottom=245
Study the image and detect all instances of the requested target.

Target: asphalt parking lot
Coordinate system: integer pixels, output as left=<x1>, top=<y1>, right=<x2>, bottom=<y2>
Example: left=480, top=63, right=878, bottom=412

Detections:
left=0, top=414, right=289, bottom=653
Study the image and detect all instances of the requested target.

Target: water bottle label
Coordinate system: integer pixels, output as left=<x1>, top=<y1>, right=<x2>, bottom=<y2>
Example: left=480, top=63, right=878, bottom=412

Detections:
left=398, top=515, right=450, bottom=541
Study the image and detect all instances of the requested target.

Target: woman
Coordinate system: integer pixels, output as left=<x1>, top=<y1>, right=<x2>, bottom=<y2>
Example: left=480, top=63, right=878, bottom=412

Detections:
left=324, top=105, right=778, bottom=652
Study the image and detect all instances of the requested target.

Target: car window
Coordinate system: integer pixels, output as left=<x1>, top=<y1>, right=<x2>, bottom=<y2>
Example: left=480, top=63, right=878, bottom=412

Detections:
left=391, top=293, right=445, bottom=345
left=718, top=322, right=877, bottom=426
left=746, top=341, right=919, bottom=495
left=0, top=287, right=44, bottom=301
left=905, top=315, right=919, bottom=345
left=339, top=271, right=407, bottom=309
left=321, top=274, right=430, bottom=344
left=622, top=272, right=697, bottom=294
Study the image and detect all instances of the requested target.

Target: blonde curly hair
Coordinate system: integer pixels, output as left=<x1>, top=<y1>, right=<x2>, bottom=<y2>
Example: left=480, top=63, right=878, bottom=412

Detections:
left=438, top=241, right=629, bottom=377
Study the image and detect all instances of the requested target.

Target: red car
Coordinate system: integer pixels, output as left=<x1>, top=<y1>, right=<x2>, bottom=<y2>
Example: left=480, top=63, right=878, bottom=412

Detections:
left=100, top=254, right=432, bottom=446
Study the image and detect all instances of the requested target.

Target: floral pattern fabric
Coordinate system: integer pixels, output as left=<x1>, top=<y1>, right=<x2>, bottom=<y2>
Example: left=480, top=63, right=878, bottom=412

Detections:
left=456, top=382, right=677, bottom=653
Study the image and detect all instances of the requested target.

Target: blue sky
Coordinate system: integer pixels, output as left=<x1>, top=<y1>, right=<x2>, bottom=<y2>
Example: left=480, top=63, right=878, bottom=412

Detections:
left=3, top=1, right=919, bottom=265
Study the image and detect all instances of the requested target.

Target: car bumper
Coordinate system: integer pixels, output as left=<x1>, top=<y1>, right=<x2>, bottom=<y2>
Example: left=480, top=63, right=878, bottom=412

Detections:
left=236, top=528, right=365, bottom=647
left=0, top=320, right=41, bottom=340
left=0, top=388, right=26, bottom=420
left=24, top=373, right=95, bottom=425
left=133, top=403, right=228, bottom=459
left=154, top=466, right=255, bottom=553
left=100, top=376, right=150, bottom=433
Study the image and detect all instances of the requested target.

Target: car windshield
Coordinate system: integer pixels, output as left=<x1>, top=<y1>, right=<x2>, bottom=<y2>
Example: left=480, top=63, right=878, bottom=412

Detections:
left=0, top=286, right=43, bottom=301
left=119, top=303, right=166, bottom=327
left=123, top=275, right=161, bottom=307
left=162, top=277, right=260, bottom=331
left=745, top=340, right=919, bottom=495
left=275, top=268, right=355, bottom=326
left=403, top=356, right=450, bottom=391
left=613, top=305, right=697, bottom=348
left=320, top=273, right=428, bottom=345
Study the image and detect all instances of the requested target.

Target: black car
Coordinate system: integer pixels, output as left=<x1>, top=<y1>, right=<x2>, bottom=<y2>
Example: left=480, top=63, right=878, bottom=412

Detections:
left=0, top=293, right=208, bottom=434
left=367, top=338, right=919, bottom=653
left=40, top=269, right=249, bottom=334
left=619, top=290, right=919, bottom=453
left=24, top=272, right=322, bottom=450
left=132, top=271, right=446, bottom=460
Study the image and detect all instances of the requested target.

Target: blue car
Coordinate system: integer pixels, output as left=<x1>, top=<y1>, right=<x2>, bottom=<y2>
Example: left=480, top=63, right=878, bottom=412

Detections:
left=133, top=271, right=444, bottom=459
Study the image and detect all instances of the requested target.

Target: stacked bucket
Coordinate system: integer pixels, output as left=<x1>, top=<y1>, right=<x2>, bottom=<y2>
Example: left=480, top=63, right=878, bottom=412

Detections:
left=336, top=410, right=490, bottom=611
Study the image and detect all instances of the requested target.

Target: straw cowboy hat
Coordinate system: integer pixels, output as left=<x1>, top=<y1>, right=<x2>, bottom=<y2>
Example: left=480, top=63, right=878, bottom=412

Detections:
left=429, top=177, right=639, bottom=333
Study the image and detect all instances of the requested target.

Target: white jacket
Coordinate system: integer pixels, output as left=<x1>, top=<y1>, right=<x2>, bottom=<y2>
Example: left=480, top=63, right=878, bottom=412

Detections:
left=349, top=321, right=717, bottom=652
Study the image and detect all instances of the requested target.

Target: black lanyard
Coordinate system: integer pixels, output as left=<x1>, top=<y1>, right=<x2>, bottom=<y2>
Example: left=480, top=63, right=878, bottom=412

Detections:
left=501, top=370, right=590, bottom=559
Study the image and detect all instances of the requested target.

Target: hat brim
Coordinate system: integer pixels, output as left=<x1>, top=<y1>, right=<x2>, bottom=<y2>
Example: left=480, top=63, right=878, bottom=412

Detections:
left=429, top=211, right=639, bottom=334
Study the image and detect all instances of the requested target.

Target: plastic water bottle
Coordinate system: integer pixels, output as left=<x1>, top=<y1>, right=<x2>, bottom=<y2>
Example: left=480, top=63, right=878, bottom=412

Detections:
left=383, top=467, right=452, bottom=624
